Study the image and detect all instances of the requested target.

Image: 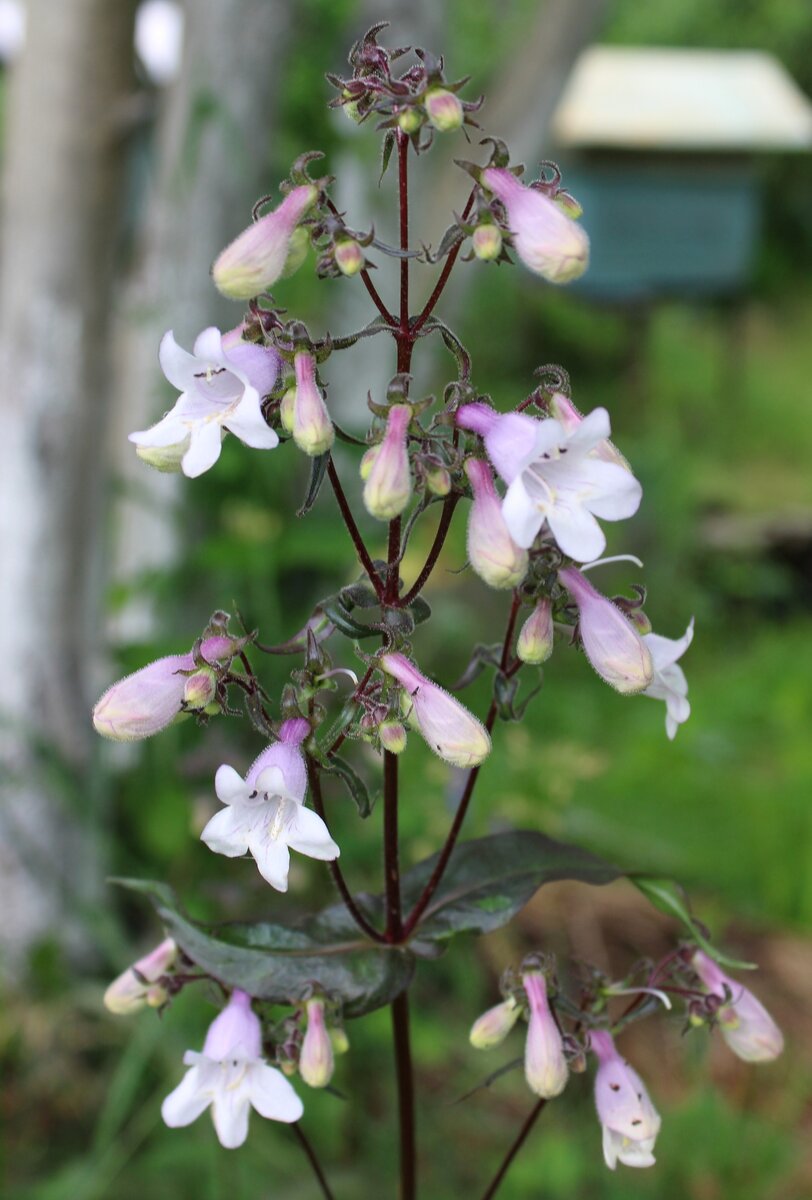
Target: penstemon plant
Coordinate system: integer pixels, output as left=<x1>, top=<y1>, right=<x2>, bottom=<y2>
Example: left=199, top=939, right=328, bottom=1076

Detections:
left=95, top=24, right=783, bottom=1198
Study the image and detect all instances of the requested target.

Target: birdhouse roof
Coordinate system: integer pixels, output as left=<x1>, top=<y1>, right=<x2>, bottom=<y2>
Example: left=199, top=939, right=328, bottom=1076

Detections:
left=551, top=46, right=812, bottom=151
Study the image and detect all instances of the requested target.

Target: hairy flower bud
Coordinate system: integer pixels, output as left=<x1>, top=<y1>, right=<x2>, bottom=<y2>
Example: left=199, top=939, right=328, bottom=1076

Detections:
left=380, top=653, right=491, bottom=768
left=424, top=463, right=452, bottom=496
left=481, top=168, right=589, bottom=284
left=464, top=458, right=528, bottom=589
left=363, top=404, right=412, bottom=520
left=379, top=719, right=408, bottom=755
left=334, top=237, right=364, bottom=277
left=469, top=995, right=521, bottom=1049
left=559, top=568, right=653, bottom=694
left=93, top=635, right=235, bottom=741
left=104, top=937, right=177, bottom=1014
left=213, top=185, right=317, bottom=300
left=591, top=1031, right=661, bottom=1170
left=330, top=1025, right=350, bottom=1055
left=523, top=972, right=568, bottom=1098
left=279, top=385, right=296, bottom=433
left=472, top=224, right=503, bottom=262
left=691, top=951, right=784, bottom=1063
left=424, top=86, right=464, bottom=132
left=299, top=998, right=334, bottom=1088
left=292, top=351, right=334, bottom=456
left=398, top=107, right=423, bottom=134
left=183, top=667, right=218, bottom=711
left=516, top=598, right=554, bottom=664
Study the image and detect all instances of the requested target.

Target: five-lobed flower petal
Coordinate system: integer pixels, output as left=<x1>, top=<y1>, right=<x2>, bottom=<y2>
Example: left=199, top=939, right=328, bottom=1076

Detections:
left=642, top=619, right=694, bottom=739
left=591, top=1030, right=661, bottom=1170
left=129, top=326, right=280, bottom=478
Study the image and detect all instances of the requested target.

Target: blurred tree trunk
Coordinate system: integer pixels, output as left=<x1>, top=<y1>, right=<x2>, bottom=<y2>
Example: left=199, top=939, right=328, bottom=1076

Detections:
left=0, top=0, right=139, bottom=970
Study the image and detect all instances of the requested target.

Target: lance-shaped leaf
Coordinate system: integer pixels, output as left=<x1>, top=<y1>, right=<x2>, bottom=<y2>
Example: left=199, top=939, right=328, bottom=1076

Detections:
left=114, top=879, right=409, bottom=1017
left=630, top=876, right=756, bottom=971
left=403, top=831, right=621, bottom=941
left=297, top=450, right=331, bottom=517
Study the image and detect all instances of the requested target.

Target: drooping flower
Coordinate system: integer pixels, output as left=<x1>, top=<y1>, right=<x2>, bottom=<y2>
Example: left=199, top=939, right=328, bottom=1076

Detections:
left=299, top=998, right=335, bottom=1088
left=464, top=458, right=528, bottom=589
left=425, top=87, right=464, bottom=132
left=380, top=653, right=491, bottom=769
left=522, top=971, right=568, bottom=1098
left=92, top=635, right=235, bottom=741
left=691, top=951, right=784, bottom=1063
left=456, top=403, right=641, bottom=562
left=591, top=1030, right=661, bottom=1170
left=559, top=567, right=653, bottom=694
left=641, top=619, right=694, bottom=739
left=162, top=989, right=303, bottom=1148
left=469, top=995, right=521, bottom=1049
left=213, top=184, right=318, bottom=300
left=104, top=937, right=177, bottom=1014
left=291, top=351, right=334, bottom=456
left=481, top=167, right=589, bottom=284
left=363, top=404, right=412, bottom=520
left=516, top=598, right=554, bottom=664
left=129, top=327, right=279, bottom=478
left=201, top=719, right=339, bottom=892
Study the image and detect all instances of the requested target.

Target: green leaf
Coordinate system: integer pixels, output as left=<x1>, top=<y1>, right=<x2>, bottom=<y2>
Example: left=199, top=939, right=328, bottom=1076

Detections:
left=403, top=831, right=621, bottom=941
left=321, top=595, right=380, bottom=639
left=297, top=451, right=331, bottom=517
left=408, top=595, right=432, bottom=626
left=113, top=879, right=409, bottom=1017
left=630, top=876, right=757, bottom=971
left=321, top=753, right=375, bottom=818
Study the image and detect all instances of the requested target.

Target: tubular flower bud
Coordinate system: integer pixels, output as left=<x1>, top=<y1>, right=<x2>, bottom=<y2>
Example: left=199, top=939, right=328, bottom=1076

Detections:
left=691, top=951, right=784, bottom=1063
left=379, top=719, right=408, bottom=755
left=202, top=718, right=339, bottom=893
left=469, top=995, right=521, bottom=1050
left=642, top=619, right=694, bottom=740
left=464, top=458, right=528, bottom=589
left=380, top=653, right=491, bottom=769
left=93, top=635, right=235, bottom=741
left=334, top=237, right=364, bottom=277
left=559, top=568, right=653, bottom=694
left=299, top=998, right=335, bottom=1088
left=363, top=404, right=412, bottom=521
left=292, top=351, right=334, bottom=456
left=213, top=184, right=318, bottom=300
left=162, top=990, right=303, bottom=1148
left=522, top=972, right=568, bottom=1098
left=591, top=1030, right=661, bottom=1170
left=104, top=937, right=177, bottom=1014
left=472, top=224, right=503, bottom=261
left=425, top=463, right=452, bottom=496
left=425, top=87, right=464, bottom=132
left=516, top=598, right=554, bottom=664
left=481, top=167, right=589, bottom=284
left=182, top=667, right=218, bottom=711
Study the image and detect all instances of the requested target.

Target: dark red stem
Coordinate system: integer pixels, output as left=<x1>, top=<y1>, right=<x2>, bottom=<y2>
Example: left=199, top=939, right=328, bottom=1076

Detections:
left=292, top=1122, right=337, bottom=1200
left=383, top=748, right=402, bottom=941
left=327, top=457, right=384, bottom=597
left=400, top=492, right=460, bottom=606
left=412, top=187, right=477, bottom=335
left=479, top=1100, right=546, bottom=1200
left=391, top=991, right=417, bottom=1200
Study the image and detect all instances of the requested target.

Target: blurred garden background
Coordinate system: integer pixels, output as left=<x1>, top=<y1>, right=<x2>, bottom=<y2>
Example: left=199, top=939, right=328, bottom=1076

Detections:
left=1, top=0, right=811, bottom=1196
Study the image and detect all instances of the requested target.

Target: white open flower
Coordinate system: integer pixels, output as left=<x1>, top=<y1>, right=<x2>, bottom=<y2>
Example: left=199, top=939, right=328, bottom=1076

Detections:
left=201, top=720, right=339, bottom=892
left=162, top=989, right=303, bottom=1148
left=129, top=327, right=279, bottom=478
left=591, top=1030, right=661, bottom=1170
left=642, top=619, right=694, bottom=739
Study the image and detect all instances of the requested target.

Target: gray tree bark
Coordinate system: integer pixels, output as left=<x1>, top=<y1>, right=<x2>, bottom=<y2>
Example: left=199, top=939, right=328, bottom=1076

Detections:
left=0, top=0, right=139, bottom=970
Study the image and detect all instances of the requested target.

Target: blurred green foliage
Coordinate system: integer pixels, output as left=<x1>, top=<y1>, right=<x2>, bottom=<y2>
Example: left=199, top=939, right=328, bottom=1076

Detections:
left=3, top=1, right=812, bottom=1197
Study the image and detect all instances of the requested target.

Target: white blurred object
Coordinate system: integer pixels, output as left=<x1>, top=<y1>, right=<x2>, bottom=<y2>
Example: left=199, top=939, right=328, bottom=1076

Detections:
left=0, top=0, right=25, bottom=63
left=552, top=47, right=812, bottom=151
left=135, top=0, right=184, bottom=85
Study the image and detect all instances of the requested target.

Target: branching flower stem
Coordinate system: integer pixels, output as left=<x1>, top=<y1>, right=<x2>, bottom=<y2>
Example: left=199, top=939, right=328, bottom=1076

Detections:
left=327, top=456, right=384, bottom=597
left=411, top=187, right=476, bottom=335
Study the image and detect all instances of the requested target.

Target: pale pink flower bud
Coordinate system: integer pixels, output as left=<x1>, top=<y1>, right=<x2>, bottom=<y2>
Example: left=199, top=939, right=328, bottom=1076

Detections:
left=213, top=185, right=318, bottom=300
left=104, top=937, right=177, bottom=1014
left=93, top=635, right=235, bottom=741
left=330, top=1025, right=350, bottom=1055
left=548, top=392, right=630, bottom=470
left=559, top=568, right=653, bottom=694
left=522, top=972, right=568, bottom=1098
left=359, top=444, right=379, bottom=480
left=334, top=237, right=364, bottom=277
left=591, top=1030, right=661, bottom=1170
left=292, top=351, right=334, bottom=456
left=363, top=404, right=412, bottom=521
left=299, top=998, right=334, bottom=1088
left=424, top=463, right=452, bottom=496
left=464, top=458, right=528, bottom=589
left=183, top=667, right=218, bottom=711
left=279, top=385, right=296, bottom=433
left=397, top=107, right=423, bottom=134
left=516, top=598, right=554, bottom=664
left=380, top=653, right=491, bottom=768
left=469, top=995, right=520, bottom=1049
left=379, top=719, right=407, bottom=755
left=425, top=86, right=464, bottom=132
left=691, top=951, right=784, bottom=1063
left=481, top=168, right=589, bottom=284
left=472, top=224, right=503, bottom=261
